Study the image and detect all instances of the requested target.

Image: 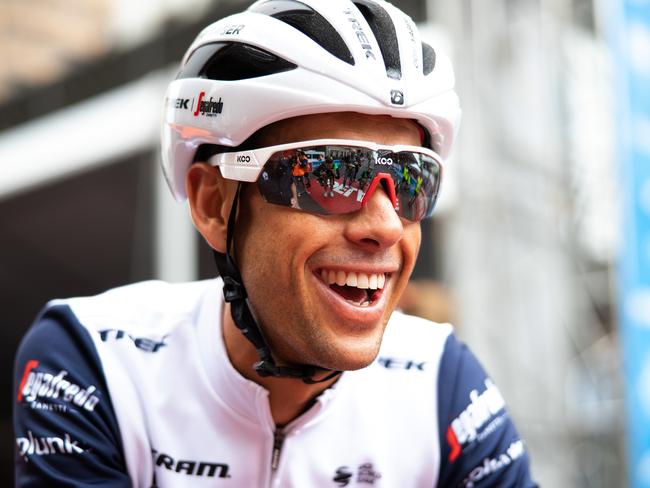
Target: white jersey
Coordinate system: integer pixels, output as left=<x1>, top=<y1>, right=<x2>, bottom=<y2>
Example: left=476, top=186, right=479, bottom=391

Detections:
left=14, top=279, right=536, bottom=487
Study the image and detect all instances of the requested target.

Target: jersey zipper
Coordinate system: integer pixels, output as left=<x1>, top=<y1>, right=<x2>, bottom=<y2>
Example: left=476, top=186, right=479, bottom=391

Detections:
left=267, top=396, right=328, bottom=485
left=271, top=426, right=286, bottom=473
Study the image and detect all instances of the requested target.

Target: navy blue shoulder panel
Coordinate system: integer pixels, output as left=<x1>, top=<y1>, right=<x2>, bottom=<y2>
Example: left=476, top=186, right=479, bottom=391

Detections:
left=436, top=333, right=537, bottom=487
left=13, top=304, right=131, bottom=487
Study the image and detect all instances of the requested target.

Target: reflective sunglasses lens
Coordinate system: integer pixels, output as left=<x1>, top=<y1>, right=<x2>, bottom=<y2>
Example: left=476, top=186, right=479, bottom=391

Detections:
left=393, top=152, right=441, bottom=221
left=256, top=146, right=441, bottom=221
left=257, top=146, right=367, bottom=215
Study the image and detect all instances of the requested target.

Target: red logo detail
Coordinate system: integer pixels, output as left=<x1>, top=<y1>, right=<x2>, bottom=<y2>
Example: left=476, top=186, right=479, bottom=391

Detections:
left=194, top=91, right=205, bottom=116
left=17, top=360, right=39, bottom=402
left=446, top=426, right=461, bottom=462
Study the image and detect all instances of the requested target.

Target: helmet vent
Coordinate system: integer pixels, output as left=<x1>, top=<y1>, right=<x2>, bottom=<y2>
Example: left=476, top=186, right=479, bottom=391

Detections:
left=422, top=42, right=436, bottom=75
left=178, top=42, right=297, bottom=81
left=352, top=1, right=401, bottom=80
left=250, top=0, right=354, bottom=65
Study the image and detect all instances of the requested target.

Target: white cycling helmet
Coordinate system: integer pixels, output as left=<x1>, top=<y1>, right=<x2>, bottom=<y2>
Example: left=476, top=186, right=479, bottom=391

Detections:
left=161, top=0, right=461, bottom=201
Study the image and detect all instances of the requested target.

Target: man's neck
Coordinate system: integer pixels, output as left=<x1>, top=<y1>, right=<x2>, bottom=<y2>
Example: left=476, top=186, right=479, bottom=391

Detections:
left=221, top=303, right=336, bottom=425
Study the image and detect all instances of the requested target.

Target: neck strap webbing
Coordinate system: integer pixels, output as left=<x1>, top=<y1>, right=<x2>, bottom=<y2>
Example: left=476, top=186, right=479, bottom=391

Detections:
left=213, top=183, right=341, bottom=384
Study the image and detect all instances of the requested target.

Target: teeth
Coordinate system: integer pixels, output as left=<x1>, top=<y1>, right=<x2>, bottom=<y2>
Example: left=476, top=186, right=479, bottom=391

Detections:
left=346, top=272, right=358, bottom=287
left=321, top=269, right=387, bottom=291
left=336, top=270, right=347, bottom=286
left=357, top=273, right=369, bottom=289
left=369, top=274, right=378, bottom=290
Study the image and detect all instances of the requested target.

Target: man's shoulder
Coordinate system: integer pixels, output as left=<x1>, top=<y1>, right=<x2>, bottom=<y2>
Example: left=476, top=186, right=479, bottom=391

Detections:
left=46, top=278, right=222, bottom=336
left=12, top=279, right=221, bottom=485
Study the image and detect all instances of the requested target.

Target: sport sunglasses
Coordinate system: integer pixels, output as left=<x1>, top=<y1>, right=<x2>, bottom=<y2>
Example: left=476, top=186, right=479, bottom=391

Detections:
left=208, top=139, right=443, bottom=222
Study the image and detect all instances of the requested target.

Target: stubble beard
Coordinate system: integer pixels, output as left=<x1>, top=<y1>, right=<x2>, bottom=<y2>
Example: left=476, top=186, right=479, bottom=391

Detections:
left=258, top=304, right=388, bottom=373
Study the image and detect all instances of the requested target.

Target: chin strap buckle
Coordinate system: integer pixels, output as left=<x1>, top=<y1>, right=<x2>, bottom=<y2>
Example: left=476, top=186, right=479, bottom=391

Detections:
left=222, top=275, right=247, bottom=303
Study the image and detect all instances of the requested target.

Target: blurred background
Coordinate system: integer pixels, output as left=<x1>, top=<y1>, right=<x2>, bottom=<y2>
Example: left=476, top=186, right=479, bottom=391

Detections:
left=1, top=0, right=648, bottom=486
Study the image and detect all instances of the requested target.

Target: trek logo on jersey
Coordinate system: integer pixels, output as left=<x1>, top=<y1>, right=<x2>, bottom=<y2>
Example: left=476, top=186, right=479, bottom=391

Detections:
left=333, top=463, right=381, bottom=486
left=17, top=360, right=100, bottom=413
left=194, top=91, right=224, bottom=117
left=16, top=430, right=84, bottom=458
left=376, top=356, right=427, bottom=371
left=98, top=329, right=168, bottom=353
left=152, top=448, right=230, bottom=478
left=462, top=439, right=525, bottom=487
left=446, top=379, right=506, bottom=462
left=343, top=8, right=375, bottom=60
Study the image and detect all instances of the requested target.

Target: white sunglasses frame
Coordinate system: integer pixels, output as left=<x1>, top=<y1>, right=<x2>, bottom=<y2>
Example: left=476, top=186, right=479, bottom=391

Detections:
left=206, top=138, right=444, bottom=183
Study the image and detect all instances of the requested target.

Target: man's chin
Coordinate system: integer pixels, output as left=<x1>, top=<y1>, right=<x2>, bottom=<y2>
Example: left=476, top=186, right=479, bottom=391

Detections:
left=311, top=344, right=382, bottom=373
left=271, top=324, right=386, bottom=374
left=330, top=357, right=377, bottom=372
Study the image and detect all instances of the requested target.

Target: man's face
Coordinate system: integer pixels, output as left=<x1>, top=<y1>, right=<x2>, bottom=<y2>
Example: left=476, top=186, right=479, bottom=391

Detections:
left=234, top=112, right=422, bottom=371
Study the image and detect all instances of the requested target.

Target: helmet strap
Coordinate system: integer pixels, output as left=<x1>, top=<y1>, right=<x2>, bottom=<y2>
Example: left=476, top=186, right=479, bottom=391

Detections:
left=212, top=183, right=341, bottom=385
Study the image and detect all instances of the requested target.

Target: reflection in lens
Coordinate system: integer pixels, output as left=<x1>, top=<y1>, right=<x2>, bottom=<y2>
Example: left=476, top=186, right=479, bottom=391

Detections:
left=393, top=153, right=441, bottom=221
left=257, top=145, right=441, bottom=221
left=258, top=151, right=295, bottom=207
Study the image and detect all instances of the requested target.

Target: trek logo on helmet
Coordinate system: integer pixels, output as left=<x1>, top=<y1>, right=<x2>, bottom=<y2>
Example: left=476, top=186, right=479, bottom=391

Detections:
left=194, top=91, right=224, bottom=118
left=174, top=98, right=190, bottom=109
left=343, top=8, right=376, bottom=60
left=403, top=19, right=420, bottom=70
left=221, top=24, right=244, bottom=35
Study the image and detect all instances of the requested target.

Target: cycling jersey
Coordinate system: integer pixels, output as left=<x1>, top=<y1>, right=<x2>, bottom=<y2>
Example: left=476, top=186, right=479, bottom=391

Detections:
left=14, top=279, right=537, bottom=487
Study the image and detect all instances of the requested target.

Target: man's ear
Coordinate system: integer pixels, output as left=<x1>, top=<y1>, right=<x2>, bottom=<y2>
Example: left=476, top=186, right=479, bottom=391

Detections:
left=185, top=163, right=235, bottom=253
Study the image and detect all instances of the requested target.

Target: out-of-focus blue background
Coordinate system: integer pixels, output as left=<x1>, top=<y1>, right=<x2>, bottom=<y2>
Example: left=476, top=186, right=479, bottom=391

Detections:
left=1, top=0, right=645, bottom=486
left=614, top=1, right=650, bottom=487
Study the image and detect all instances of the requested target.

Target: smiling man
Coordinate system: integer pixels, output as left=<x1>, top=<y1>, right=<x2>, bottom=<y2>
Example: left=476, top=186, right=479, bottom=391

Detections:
left=14, top=1, right=537, bottom=487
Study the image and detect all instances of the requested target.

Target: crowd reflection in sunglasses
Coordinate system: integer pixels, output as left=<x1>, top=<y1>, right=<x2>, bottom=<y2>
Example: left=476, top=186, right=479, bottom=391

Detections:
left=257, top=146, right=434, bottom=213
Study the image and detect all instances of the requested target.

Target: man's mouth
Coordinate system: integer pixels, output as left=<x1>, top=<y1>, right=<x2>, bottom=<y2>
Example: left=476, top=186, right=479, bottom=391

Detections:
left=319, top=269, right=386, bottom=307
